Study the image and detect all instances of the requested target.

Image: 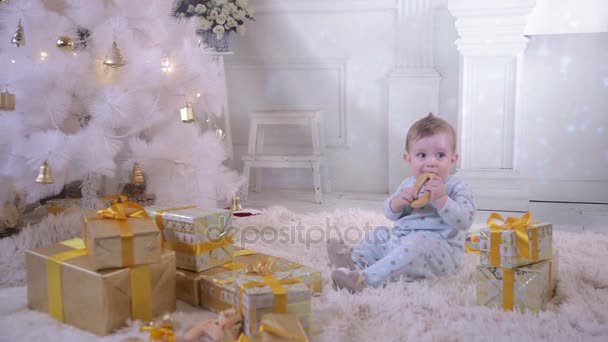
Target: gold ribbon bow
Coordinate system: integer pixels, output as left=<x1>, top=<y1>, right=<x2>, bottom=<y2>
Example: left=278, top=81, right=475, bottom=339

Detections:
left=487, top=212, right=539, bottom=267
left=85, top=199, right=151, bottom=266
left=240, top=276, right=302, bottom=315
left=141, top=325, right=176, bottom=342
left=245, top=256, right=278, bottom=276
left=96, top=199, right=150, bottom=220
left=221, top=250, right=264, bottom=271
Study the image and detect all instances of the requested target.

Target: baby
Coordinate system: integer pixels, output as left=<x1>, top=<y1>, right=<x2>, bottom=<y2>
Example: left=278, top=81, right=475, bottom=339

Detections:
left=328, top=113, right=476, bottom=292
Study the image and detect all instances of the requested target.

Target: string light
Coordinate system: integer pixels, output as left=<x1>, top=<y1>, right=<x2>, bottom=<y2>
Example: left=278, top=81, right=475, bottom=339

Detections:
left=196, top=93, right=201, bottom=98
left=161, top=58, right=172, bottom=73
left=39, top=51, right=48, bottom=61
left=11, top=59, right=16, bottom=64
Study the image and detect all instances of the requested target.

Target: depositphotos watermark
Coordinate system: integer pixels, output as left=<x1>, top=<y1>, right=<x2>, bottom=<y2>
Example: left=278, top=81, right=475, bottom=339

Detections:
left=196, top=217, right=395, bottom=250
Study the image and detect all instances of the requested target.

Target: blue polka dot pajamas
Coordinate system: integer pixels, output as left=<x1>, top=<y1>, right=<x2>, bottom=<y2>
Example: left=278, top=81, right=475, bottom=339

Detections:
left=351, top=175, right=476, bottom=286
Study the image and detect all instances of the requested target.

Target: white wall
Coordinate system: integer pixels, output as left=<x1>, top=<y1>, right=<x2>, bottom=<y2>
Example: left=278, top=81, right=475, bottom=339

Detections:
left=225, top=0, right=608, bottom=204
left=226, top=0, right=398, bottom=194
left=518, top=33, right=608, bottom=203
left=525, top=0, right=608, bottom=35
left=434, top=6, right=461, bottom=140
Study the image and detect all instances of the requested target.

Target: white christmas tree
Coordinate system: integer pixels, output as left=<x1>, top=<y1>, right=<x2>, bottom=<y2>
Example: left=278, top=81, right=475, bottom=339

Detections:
left=0, top=0, right=242, bottom=209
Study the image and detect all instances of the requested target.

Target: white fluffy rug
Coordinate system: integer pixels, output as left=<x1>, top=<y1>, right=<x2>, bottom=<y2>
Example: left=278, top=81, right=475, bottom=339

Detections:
left=1, top=206, right=608, bottom=342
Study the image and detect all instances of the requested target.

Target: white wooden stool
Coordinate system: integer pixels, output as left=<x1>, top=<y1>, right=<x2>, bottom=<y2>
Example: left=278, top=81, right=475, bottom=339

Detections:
left=242, top=110, right=324, bottom=204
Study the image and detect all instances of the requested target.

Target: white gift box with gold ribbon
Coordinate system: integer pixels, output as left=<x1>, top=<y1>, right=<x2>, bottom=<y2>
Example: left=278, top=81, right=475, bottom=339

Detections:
left=145, top=205, right=236, bottom=272
left=479, top=212, right=553, bottom=269
left=476, top=252, right=558, bottom=313
left=234, top=256, right=312, bottom=337
left=199, top=252, right=321, bottom=314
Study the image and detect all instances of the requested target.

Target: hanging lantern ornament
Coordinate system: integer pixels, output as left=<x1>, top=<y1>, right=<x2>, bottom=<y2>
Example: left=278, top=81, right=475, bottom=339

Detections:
left=35, top=161, right=54, bottom=184
left=180, top=103, right=195, bottom=123
left=131, top=162, right=145, bottom=184
left=103, top=41, right=126, bottom=68
left=11, top=19, right=25, bottom=47
left=0, top=89, right=16, bottom=111
left=56, top=36, right=76, bottom=51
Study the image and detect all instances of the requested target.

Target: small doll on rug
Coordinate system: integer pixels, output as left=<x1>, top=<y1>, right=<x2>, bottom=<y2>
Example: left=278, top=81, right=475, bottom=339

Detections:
left=328, top=113, right=476, bottom=292
left=184, top=308, right=243, bottom=342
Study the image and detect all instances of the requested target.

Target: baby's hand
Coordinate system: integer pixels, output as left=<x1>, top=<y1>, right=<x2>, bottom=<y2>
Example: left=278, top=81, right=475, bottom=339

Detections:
left=390, top=187, right=418, bottom=213
left=425, top=176, right=448, bottom=208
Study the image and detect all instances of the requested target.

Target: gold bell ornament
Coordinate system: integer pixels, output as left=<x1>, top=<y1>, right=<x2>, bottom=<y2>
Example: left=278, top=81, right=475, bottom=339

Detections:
left=11, top=19, right=25, bottom=47
left=180, top=103, right=195, bottom=123
left=131, top=162, right=145, bottom=184
left=35, top=161, right=54, bottom=184
left=0, top=90, right=16, bottom=111
left=56, top=36, right=76, bottom=51
left=230, top=197, right=243, bottom=211
left=103, top=41, right=126, bottom=68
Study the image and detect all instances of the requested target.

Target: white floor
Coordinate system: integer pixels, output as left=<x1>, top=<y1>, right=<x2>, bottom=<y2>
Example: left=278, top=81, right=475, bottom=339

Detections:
left=242, top=189, right=607, bottom=233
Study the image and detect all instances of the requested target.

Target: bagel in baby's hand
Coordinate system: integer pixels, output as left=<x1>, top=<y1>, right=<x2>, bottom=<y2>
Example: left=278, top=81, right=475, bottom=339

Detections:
left=410, top=172, right=435, bottom=209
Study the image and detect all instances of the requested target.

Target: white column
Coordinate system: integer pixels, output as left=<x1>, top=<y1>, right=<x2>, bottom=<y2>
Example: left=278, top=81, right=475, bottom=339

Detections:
left=448, top=0, right=536, bottom=210
left=388, top=0, right=442, bottom=192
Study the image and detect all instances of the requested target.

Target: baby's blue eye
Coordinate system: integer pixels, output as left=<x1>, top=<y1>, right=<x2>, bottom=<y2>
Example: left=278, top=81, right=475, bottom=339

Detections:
left=437, top=152, right=446, bottom=158
left=417, top=153, right=426, bottom=158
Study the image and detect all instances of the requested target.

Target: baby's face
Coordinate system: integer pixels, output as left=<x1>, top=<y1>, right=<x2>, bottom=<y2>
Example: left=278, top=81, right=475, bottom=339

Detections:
left=404, top=132, right=458, bottom=180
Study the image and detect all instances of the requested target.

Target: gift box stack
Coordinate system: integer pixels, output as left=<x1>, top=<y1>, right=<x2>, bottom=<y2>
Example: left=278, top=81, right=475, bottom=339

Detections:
left=26, top=197, right=176, bottom=336
left=144, top=204, right=237, bottom=309
left=146, top=204, right=321, bottom=340
left=475, top=212, right=558, bottom=313
left=25, top=196, right=318, bottom=339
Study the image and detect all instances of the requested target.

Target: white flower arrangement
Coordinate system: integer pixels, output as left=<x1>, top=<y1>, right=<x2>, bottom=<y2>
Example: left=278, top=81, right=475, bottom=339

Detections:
left=174, top=0, right=255, bottom=39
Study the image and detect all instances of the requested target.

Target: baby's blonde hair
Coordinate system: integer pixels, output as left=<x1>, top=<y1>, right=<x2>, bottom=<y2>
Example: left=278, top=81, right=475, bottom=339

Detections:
left=405, top=113, right=457, bottom=152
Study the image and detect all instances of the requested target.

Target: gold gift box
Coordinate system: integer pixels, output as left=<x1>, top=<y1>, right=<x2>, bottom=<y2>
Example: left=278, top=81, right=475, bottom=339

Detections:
left=479, top=222, right=553, bottom=269
left=236, top=274, right=311, bottom=337
left=145, top=205, right=235, bottom=272
left=26, top=240, right=176, bottom=336
left=259, top=313, right=310, bottom=342
left=176, top=268, right=206, bottom=306
left=84, top=212, right=162, bottom=270
left=177, top=266, right=238, bottom=308
left=476, top=254, right=558, bottom=313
